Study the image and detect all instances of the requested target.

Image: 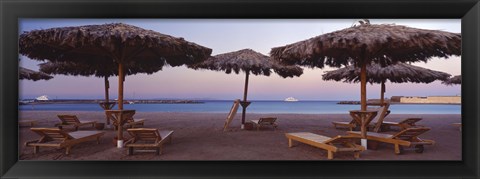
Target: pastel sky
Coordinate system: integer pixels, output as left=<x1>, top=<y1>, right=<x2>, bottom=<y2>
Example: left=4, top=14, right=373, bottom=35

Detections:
left=19, top=19, right=461, bottom=101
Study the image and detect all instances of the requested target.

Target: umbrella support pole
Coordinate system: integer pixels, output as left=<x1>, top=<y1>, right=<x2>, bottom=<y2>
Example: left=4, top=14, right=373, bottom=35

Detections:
left=117, top=140, right=124, bottom=148
left=118, top=62, right=124, bottom=110
left=240, top=71, right=250, bottom=126
left=380, top=81, right=386, bottom=105
left=360, top=63, right=367, bottom=111
left=240, top=101, right=251, bottom=129
left=361, top=139, right=368, bottom=149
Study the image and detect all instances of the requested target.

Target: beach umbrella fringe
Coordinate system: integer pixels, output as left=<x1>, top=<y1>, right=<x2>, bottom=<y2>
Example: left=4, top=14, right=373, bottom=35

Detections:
left=322, top=63, right=451, bottom=84
left=270, top=24, right=461, bottom=68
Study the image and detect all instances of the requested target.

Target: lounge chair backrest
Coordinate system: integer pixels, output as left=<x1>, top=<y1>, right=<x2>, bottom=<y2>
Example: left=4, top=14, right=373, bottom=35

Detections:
left=258, top=117, right=276, bottom=124
left=57, top=115, right=81, bottom=125
left=371, top=103, right=391, bottom=132
left=399, top=118, right=422, bottom=125
left=30, top=128, right=73, bottom=142
left=105, top=110, right=136, bottom=125
left=370, top=106, right=386, bottom=124
left=127, top=128, right=161, bottom=142
left=391, top=127, right=430, bottom=140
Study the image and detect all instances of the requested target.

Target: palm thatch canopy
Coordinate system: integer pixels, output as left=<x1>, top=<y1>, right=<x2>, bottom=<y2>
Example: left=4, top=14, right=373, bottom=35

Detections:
left=270, top=23, right=461, bottom=68
left=322, top=63, right=451, bottom=84
left=189, top=49, right=303, bottom=78
left=442, top=75, right=461, bottom=85
left=189, top=49, right=302, bottom=126
left=270, top=21, right=460, bottom=140
left=19, top=23, right=212, bottom=147
left=19, top=23, right=212, bottom=66
left=19, top=67, right=53, bottom=81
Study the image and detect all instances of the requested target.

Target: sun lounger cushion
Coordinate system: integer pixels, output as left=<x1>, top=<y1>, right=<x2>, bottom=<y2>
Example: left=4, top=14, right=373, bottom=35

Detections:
left=285, top=132, right=365, bottom=159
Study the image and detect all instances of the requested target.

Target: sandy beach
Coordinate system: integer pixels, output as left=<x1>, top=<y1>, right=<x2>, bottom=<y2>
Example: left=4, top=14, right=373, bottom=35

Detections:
left=18, top=111, right=461, bottom=160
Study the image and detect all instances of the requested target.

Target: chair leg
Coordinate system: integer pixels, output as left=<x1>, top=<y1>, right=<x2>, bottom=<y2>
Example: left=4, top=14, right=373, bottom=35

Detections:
left=96, top=136, right=101, bottom=144
left=327, top=151, right=333, bottom=160
left=288, top=139, right=293, bottom=148
left=65, top=147, right=71, bottom=155
left=128, top=147, right=133, bottom=155
left=156, top=148, right=160, bottom=155
left=394, top=144, right=401, bottom=155
left=157, top=146, right=163, bottom=155
left=354, top=151, right=360, bottom=159
left=33, top=146, right=39, bottom=154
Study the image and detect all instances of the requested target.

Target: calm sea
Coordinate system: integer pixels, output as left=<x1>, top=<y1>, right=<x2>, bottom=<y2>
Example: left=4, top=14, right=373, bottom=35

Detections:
left=19, top=100, right=461, bottom=114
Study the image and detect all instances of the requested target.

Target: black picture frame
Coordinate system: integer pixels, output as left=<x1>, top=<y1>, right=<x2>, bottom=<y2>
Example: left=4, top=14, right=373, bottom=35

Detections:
left=1, top=0, right=479, bottom=178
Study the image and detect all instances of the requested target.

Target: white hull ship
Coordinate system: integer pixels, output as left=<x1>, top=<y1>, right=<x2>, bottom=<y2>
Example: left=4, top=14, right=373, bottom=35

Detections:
left=35, top=95, right=49, bottom=101
left=284, top=97, right=299, bottom=102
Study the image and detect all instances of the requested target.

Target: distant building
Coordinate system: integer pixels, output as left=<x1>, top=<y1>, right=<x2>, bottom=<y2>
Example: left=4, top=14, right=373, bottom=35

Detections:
left=398, top=96, right=460, bottom=104
left=390, top=96, right=403, bottom=103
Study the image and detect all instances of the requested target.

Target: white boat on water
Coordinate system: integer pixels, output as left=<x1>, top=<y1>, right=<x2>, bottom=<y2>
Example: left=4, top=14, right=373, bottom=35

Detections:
left=284, top=97, right=299, bottom=102
left=35, top=95, right=49, bottom=101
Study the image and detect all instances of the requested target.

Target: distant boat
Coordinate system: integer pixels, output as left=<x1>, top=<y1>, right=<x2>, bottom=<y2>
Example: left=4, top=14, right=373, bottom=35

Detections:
left=284, top=97, right=299, bottom=102
left=35, top=95, right=49, bottom=101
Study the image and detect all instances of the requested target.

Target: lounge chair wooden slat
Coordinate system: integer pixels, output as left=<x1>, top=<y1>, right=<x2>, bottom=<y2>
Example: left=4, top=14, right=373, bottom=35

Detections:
left=57, top=115, right=96, bottom=130
left=333, top=103, right=390, bottom=132
left=105, top=111, right=145, bottom=130
left=26, top=128, right=105, bottom=155
left=285, top=132, right=365, bottom=160
left=347, top=127, right=434, bottom=154
left=381, top=118, right=422, bottom=131
left=19, top=120, right=38, bottom=127
left=451, top=123, right=461, bottom=131
left=125, top=128, right=174, bottom=155
left=250, top=117, right=278, bottom=131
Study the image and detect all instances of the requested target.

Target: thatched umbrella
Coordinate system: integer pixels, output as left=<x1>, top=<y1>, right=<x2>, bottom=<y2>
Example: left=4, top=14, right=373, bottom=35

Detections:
left=189, top=49, right=303, bottom=128
left=270, top=20, right=461, bottom=142
left=39, top=61, right=164, bottom=125
left=322, top=63, right=451, bottom=104
left=19, top=67, right=53, bottom=81
left=19, top=23, right=212, bottom=147
left=442, top=75, right=461, bottom=85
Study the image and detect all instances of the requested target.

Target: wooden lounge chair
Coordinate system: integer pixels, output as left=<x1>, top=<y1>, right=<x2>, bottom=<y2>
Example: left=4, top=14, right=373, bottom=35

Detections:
left=56, top=115, right=96, bottom=130
left=451, top=123, right=462, bottom=131
left=19, top=119, right=38, bottom=127
left=250, top=117, right=278, bottom=131
left=124, top=128, right=174, bottom=155
left=25, top=128, right=105, bottom=155
left=381, top=118, right=422, bottom=131
left=105, top=110, right=146, bottom=130
left=347, top=127, right=435, bottom=154
left=333, top=104, right=390, bottom=131
left=285, top=132, right=365, bottom=160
